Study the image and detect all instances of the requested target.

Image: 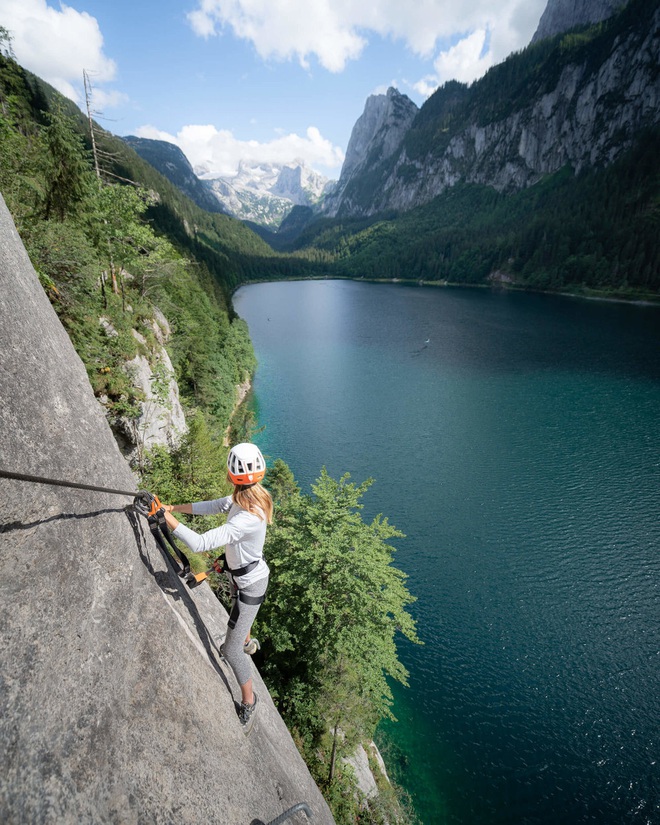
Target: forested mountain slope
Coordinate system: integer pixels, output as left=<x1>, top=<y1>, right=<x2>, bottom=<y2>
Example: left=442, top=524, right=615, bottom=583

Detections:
left=287, top=0, right=659, bottom=297
left=0, top=52, right=317, bottom=292
left=0, top=47, right=328, bottom=454
left=328, top=0, right=659, bottom=218
left=288, top=130, right=659, bottom=296
left=121, top=134, right=228, bottom=215
left=0, top=52, right=262, bottom=458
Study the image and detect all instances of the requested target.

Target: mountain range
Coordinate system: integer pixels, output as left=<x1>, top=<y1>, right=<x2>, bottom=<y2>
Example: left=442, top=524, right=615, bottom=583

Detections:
left=121, top=135, right=227, bottom=214
left=198, top=160, right=333, bottom=228
left=121, top=137, right=334, bottom=228
left=284, top=0, right=657, bottom=297
left=113, top=0, right=657, bottom=297
left=124, top=0, right=657, bottom=237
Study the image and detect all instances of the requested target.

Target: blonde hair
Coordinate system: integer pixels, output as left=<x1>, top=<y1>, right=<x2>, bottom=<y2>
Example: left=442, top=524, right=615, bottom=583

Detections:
left=232, top=481, right=273, bottom=524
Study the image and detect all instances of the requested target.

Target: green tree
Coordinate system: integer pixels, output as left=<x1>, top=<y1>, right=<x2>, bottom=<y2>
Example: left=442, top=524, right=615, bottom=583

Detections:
left=85, top=183, right=173, bottom=305
left=256, top=467, right=420, bottom=802
left=141, top=411, right=231, bottom=528
left=264, top=458, right=300, bottom=504
left=0, top=26, right=15, bottom=59
left=39, top=104, right=93, bottom=221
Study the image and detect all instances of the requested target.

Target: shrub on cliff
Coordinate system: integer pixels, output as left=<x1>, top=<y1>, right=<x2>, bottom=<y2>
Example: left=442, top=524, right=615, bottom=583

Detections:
left=257, top=462, right=421, bottom=824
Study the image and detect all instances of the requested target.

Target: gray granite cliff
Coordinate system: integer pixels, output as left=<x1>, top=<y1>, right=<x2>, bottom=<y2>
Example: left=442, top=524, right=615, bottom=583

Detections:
left=323, top=87, right=419, bottom=217
left=532, top=0, right=623, bottom=42
left=0, top=193, right=334, bottom=825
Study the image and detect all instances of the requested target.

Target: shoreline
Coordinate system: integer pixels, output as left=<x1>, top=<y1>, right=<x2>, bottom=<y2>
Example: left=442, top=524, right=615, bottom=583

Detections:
left=231, top=275, right=660, bottom=308
left=223, top=376, right=252, bottom=446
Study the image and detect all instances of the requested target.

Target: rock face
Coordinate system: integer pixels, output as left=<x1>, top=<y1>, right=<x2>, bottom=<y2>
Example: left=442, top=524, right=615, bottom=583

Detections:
left=324, top=0, right=659, bottom=219
left=532, top=0, right=622, bottom=42
left=343, top=743, right=389, bottom=801
left=270, top=162, right=330, bottom=204
left=0, top=193, right=334, bottom=825
left=323, top=87, right=419, bottom=217
left=202, top=173, right=295, bottom=228
left=105, top=312, right=188, bottom=467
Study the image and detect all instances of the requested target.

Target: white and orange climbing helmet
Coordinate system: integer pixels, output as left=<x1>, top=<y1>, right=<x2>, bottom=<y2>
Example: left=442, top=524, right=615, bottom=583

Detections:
left=227, top=443, right=266, bottom=486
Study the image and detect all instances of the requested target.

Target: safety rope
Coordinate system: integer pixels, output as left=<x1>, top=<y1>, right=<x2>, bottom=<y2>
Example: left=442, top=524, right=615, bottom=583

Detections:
left=0, top=469, right=198, bottom=586
left=0, top=468, right=136, bottom=498
left=2, top=470, right=306, bottom=816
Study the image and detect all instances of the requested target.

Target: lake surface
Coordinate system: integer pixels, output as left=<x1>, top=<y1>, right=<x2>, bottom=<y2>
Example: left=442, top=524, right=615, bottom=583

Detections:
left=233, top=280, right=660, bottom=825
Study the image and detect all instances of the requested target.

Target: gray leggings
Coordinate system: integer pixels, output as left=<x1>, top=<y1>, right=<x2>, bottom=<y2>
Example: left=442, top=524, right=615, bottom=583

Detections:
left=223, top=575, right=268, bottom=686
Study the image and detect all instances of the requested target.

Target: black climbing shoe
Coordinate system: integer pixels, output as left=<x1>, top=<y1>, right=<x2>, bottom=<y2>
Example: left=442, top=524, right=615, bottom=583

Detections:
left=239, top=692, right=258, bottom=735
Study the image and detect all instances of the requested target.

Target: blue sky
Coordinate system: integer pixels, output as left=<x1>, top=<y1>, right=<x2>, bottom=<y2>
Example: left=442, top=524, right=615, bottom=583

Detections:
left=0, top=0, right=547, bottom=179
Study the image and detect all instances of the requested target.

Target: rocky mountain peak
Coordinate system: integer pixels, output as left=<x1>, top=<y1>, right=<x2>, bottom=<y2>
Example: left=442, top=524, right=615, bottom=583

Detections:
left=340, top=87, right=419, bottom=182
left=532, top=0, right=623, bottom=42
left=271, top=161, right=329, bottom=203
left=324, top=87, right=418, bottom=217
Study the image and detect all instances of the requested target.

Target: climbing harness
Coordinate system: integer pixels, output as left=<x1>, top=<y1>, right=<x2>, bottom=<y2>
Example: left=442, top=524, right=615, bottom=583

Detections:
left=218, top=553, right=267, bottom=630
left=185, top=552, right=257, bottom=589
left=227, top=588, right=267, bottom=629
left=185, top=550, right=267, bottom=626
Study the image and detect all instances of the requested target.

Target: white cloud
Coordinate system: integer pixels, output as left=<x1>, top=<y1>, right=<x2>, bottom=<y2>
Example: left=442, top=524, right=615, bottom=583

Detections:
left=187, top=0, right=366, bottom=72
left=186, top=0, right=546, bottom=79
left=436, top=30, right=492, bottom=82
left=135, top=123, right=345, bottom=177
left=90, top=87, right=129, bottom=111
left=0, top=0, right=123, bottom=107
left=413, top=28, right=493, bottom=95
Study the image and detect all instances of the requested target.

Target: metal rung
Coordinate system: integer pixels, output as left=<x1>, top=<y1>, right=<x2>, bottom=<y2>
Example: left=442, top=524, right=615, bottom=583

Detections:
left=253, top=802, right=313, bottom=825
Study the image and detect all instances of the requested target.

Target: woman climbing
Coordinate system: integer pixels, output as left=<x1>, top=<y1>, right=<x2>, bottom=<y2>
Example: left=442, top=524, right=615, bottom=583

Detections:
left=161, top=443, right=272, bottom=734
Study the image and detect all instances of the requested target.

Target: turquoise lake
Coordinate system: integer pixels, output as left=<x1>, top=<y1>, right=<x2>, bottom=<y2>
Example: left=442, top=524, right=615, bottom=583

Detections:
left=233, top=280, right=660, bottom=825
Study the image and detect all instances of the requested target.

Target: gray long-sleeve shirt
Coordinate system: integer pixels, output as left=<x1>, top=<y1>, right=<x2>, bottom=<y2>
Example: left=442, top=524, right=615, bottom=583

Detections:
left=173, top=495, right=269, bottom=587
